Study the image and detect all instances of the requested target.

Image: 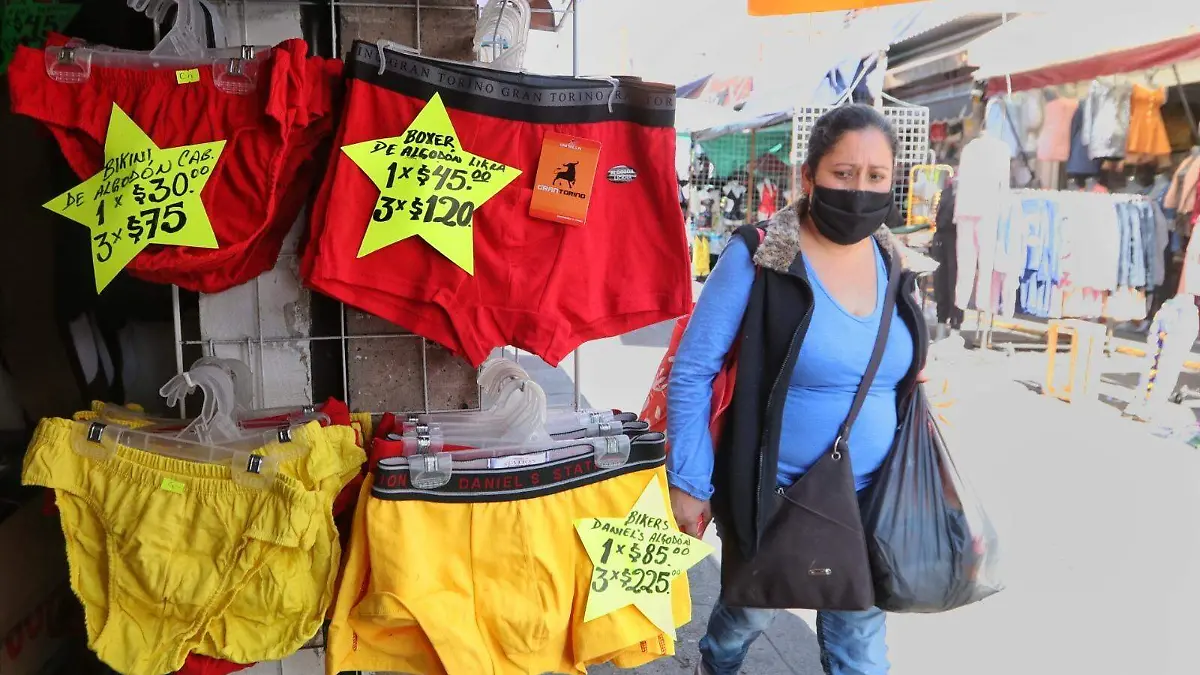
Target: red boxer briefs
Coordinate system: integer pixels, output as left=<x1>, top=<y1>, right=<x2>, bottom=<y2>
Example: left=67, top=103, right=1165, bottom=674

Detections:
left=7, top=38, right=340, bottom=293
left=304, top=41, right=690, bottom=367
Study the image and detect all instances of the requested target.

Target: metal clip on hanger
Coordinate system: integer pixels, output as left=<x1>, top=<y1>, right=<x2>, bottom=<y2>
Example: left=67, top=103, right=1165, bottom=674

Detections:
left=215, top=45, right=261, bottom=95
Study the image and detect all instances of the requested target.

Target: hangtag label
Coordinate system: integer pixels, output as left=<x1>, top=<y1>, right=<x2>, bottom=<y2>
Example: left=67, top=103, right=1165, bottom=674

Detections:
left=160, top=477, right=186, bottom=494
left=176, top=69, right=201, bottom=85
left=573, top=476, right=713, bottom=638
left=488, top=451, right=548, bottom=469
left=530, top=132, right=602, bottom=226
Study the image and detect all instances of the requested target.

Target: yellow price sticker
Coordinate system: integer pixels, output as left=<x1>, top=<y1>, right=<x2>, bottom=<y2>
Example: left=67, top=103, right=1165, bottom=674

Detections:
left=43, top=104, right=224, bottom=292
left=340, top=93, right=520, bottom=275
left=175, top=68, right=201, bottom=84
left=574, top=477, right=714, bottom=638
left=160, top=477, right=186, bottom=494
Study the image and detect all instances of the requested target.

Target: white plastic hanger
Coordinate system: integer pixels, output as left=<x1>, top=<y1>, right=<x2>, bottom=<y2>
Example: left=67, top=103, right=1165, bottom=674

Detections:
left=45, top=0, right=266, bottom=93
left=191, top=356, right=254, bottom=410
left=379, top=434, right=646, bottom=489
left=71, top=364, right=307, bottom=488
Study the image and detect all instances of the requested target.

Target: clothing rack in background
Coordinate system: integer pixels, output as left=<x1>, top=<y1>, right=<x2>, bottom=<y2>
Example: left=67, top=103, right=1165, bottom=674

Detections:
left=972, top=187, right=1158, bottom=352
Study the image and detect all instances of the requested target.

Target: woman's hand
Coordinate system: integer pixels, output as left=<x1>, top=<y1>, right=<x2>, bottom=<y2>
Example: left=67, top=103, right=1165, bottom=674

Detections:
left=669, top=486, right=712, bottom=539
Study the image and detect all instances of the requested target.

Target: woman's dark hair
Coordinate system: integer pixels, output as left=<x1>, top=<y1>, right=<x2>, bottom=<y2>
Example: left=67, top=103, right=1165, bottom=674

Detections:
left=796, top=104, right=899, bottom=216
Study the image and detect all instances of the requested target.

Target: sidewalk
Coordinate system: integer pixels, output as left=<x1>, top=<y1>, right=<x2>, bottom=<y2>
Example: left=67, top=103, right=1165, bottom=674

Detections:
left=563, top=320, right=1200, bottom=675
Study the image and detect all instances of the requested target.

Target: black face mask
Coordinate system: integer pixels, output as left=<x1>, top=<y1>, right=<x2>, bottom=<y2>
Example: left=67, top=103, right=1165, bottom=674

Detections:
left=808, top=185, right=894, bottom=246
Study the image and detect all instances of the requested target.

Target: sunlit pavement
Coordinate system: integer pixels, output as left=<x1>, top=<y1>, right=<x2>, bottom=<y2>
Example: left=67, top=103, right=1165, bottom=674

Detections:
left=519, top=317, right=1200, bottom=675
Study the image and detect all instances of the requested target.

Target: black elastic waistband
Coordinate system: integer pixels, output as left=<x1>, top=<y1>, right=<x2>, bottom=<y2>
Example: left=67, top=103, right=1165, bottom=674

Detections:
left=372, top=434, right=666, bottom=503
left=347, top=41, right=676, bottom=128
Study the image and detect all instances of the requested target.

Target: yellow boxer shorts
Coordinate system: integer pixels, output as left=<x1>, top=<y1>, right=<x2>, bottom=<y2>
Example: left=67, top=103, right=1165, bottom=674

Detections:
left=326, top=438, right=690, bottom=675
left=22, top=417, right=364, bottom=675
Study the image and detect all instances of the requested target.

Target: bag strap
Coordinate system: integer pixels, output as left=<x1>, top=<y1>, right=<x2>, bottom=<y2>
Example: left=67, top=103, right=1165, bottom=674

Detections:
left=835, top=254, right=901, bottom=453
left=734, top=224, right=767, bottom=258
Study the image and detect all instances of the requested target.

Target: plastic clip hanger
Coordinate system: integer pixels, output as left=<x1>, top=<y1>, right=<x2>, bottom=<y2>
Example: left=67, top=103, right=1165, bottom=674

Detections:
left=70, top=419, right=304, bottom=489
left=160, top=364, right=242, bottom=443
left=192, top=356, right=255, bottom=411
left=397, top=414, right=626, bottom=444
left=412, top=376, right=548, bottom=442
left=389, top=434, right=636, bottom=489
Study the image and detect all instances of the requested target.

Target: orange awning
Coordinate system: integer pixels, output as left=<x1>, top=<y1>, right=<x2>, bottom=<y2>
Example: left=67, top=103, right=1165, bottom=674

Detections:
left=748, top=0, right=924, bottom=15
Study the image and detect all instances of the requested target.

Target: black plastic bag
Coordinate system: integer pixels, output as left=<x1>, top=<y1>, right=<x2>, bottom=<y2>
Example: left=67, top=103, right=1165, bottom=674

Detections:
left=863, top=387, right=1003, bottom=613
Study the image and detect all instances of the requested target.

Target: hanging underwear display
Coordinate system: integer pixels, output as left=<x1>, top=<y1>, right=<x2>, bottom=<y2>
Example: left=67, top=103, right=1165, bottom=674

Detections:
left=7, top=37, right=341, bottom=293
left=326, top=429, right=690, bottom=675
left=302, top=41, right=691, bottom=367
left=21, top=416, right=364, bottom=675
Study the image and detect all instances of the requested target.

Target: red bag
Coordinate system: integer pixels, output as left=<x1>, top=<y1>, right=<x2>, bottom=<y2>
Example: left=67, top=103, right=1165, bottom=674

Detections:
left=640, top=228, right=762, bottom=450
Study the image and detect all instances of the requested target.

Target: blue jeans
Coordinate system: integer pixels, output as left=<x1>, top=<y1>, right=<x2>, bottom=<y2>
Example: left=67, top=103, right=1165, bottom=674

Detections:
left=698, top=601, right=888, bottom=675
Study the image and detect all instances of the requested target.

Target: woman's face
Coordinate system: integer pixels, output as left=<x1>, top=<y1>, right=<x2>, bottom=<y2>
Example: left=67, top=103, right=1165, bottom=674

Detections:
left=802, top=128, right=895, bottom=194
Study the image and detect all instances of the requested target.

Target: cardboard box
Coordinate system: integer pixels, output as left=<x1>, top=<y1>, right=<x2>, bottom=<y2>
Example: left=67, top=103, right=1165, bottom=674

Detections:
left=0, top=586, right=80, bottom=675
left=0, top=498, right=68, bottom=638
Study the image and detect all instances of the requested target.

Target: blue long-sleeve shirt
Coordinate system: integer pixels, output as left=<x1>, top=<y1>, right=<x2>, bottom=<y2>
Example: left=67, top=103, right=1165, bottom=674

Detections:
left=666, top=236, right=914, bottom=500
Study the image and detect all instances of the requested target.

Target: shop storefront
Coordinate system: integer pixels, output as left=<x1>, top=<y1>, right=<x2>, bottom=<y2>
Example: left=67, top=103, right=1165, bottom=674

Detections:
left=929, top=6, right=1200, bottom=394
left=0, top=2, right=718, bottom=674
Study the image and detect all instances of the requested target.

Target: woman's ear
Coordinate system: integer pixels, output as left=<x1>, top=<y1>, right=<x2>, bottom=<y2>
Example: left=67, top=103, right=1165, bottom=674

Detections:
left=799, top=165, right=813, bottom=197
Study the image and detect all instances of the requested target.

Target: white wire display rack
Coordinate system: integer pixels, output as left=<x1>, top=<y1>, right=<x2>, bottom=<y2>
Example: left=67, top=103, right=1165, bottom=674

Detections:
left=170, top=0, right=582, bottom=416
left=791, top=103, right=930, bottom=214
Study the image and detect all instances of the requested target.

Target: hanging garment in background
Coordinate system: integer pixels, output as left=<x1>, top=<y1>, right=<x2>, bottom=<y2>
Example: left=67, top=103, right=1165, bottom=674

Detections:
left=1066, top=104, right=1102, bottom=177
left=1166, top=153, right=1200, bottom=233
left=722, top=180, right=748, bottom=222
left=692, top=235, right=711, bottom=278
left=1035, top=160, right=1063, bottom=189
left=932, top=185, right=963, bottom=327
left=954, top=136, right=1011, bottom=311
left=1126, top=84, right=1171, bottom=164
left=955, top=136, right=1011, bottom=221
left=1038, top=97, right=1079, bottom=163
left=1013, top=198, right=1062, bottom=318
left=1115, top=202, right=1148, bottom=289
left=990, top=199, right=1037, bottom=317
left=1105, top=287, right=1148, bottom=322
left=1164, top=153, right=1200, bottom=213
left=984, top=97, right=1023, bottom=158
left=1082, top=80, right=1132, bottom=160
left=1076, top=196, right=1123, bottom=292
left=757, top=179, right=780, bottom=221
left=954, top=214, right=998, bottom=311
left=1018, top=90, right=1045, bottom=157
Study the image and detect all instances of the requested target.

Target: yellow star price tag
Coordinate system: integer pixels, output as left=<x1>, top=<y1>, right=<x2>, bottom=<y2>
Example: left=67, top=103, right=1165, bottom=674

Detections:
left=574, top=476, right=714, bottom=638
left=340, top=93, right=520, bottom=274
left=43, top=104, right=224, bottom=292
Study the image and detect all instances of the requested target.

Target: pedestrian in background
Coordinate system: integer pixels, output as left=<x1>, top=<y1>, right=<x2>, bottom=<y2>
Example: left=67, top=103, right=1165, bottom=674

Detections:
left=667, top=105, right=930, bottom=675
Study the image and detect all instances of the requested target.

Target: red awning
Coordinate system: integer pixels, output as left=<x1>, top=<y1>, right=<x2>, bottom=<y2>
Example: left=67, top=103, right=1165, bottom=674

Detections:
left=986, top=33, right=1200, bottom=95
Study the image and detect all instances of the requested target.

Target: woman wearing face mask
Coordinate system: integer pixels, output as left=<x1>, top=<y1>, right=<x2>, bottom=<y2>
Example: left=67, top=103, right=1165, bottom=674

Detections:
left=667, top=104, right=928, bottom=675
